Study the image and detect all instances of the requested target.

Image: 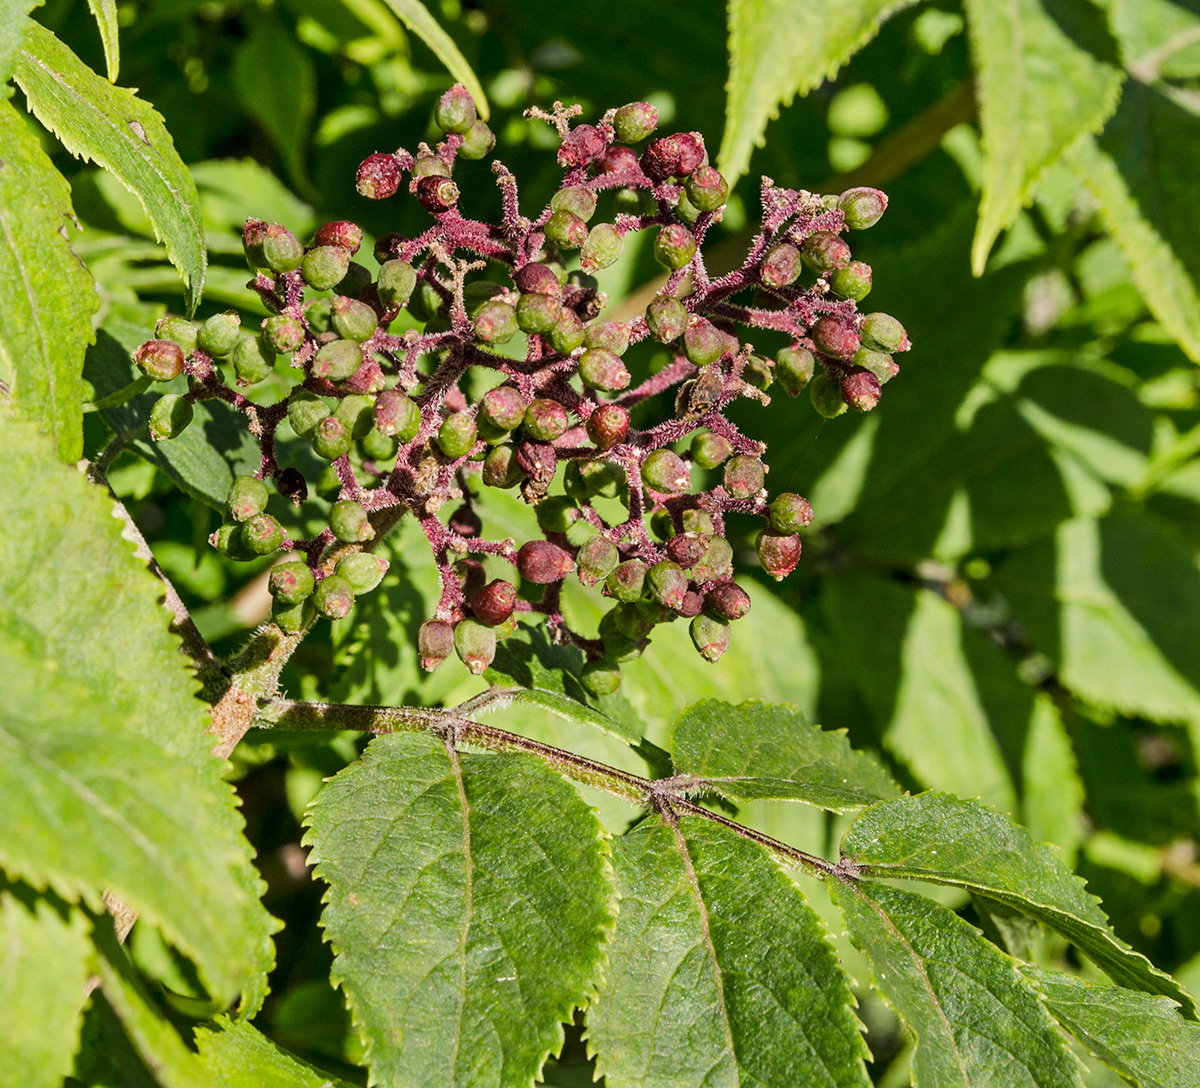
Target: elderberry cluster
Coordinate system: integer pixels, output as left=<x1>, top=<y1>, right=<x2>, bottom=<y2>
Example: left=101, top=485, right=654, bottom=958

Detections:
left=132, top=86, right=909, bottom=693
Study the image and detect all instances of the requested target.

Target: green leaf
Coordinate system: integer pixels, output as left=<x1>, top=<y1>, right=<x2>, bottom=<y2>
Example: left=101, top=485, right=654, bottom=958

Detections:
left=589, top=815, right=870, bottom=1088
left=378, top=0, right=488, bottom=120
left=1021, top=695, right=1085, bottom=866
left=0, top=1, right=42, bottom=95
left=964, top=0, right=1124, bottom=273
left=0, top=419, right=275, bottom=1009
left=0, top=890, right=92, bottom=1088
left=829, top=878, right=1082, bottom=1088
left=1108, top=0, right=1200, bottom=81
left=669, top=699, right=899, bottom=810
left=0, top=99, right=96, bottom=462
left=194, top=1020, right=359, bottom=1088
left=14, top=22, right=206, bottom=312
left=840, top=791, right=1195, bottom=1013
left=1063, top=84, right=1200, bottom=361
left=1020, top=965, right=1200, bottom=1088
left=720, top=0, right=918, bottom=185
left=304, top=733, right=616, bottom=1088
left=86, top=0, right=119, bottom=80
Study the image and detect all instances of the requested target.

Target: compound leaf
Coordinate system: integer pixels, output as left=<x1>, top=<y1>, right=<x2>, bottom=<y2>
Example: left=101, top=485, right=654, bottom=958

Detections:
left=15, top=21, right=205, bottom=311
left=720, top=0, right=917, bottom=186
left=1020, top=965, right=1200, bottom=1088
left=0, top=98, right=96, bottom=461
left=669, top=699, right=899, bottom=810
left=829, top=878, right=1082, bottom=1088
left=379, top=0, right=488, bottom=119
left=194, top=1019, right=359, bottom=1088
left=0, top=419, right=275, bottom=1010
left=304, top=733, right=615, bottom=1088
left=589, top=815, right=870, bottom=1088
left=840, top=792, right=1194, bottom=1013
left=964, top=0, right=1124, bottom=273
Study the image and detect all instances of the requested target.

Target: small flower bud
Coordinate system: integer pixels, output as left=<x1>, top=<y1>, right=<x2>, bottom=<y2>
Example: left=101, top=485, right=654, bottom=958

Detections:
left=641, top=449, right=690, bottom=493
left=459, top=120, right=495, bottom=160
left=829, top=260, right=873, bottom=301
left=313, top=574, right=355, bottom=619
left=418, top=619, right=455, bottom=671
left=482, top=444, right=523, bottom=488
left=587, top=404, right=629, bottom=449
left=270, top=561, right=315, bottom=604
left=645, top=296, right=687, bottom=343
left=800, top=231, right=851, bottom=273
left=155, top=315, right=198, bottom=356
left=524, top=398, right=569, bottom=441
left=311, top=340, right=363, bottom=383
left=775, top=345, right=816, bottom=396
left=606, top=558, right=647, bottom=602
left=356, top=152, right=402, bottom=199
left=761, top=243, right=802, bottom=288
left=647, top=561, right=688, bottom=610
left=809, top=372, right=848, bottom=418
left=330, top=499, right=373, bottom=543
left=810, top=315, right=860, bottom=359
left=684, top=165, right=728, bottom=212
left=517, top=540, right=575, bottom=584
left=336, top=553, right=389, bottom=594
left=241, top=513, right=284, bottom=555
left=690, top=613, right=730, bottom=662
left=227, top=475, right=268, bottom=522
left=578, top=348, right=631, bottom=391
left=756, top=529, right=801, bottom=580
left=860, top=312, right=909, bottom=353
left=614, top=101, right=658, bottom=143
left=435, top=84, right=477, bottom=134
left=302, top=245, right=351, bottom=291
left=263, top=315, right=305, bottom=354
left=262, top=224, right=303, bottom=273
left=312, top=414, right=354, bottom=459
left=331, top=296, right=378, bottom=342
left=707, top=581, right=751, bottom=620
left=516, top=292, right=562, bottom=335
left=233, top=335, right=275, bottom=386
left=558, top=123, right=606, bottom=167
left=692, top=536, right=733, bottom=584
left=134, top=339, right=185, bottom=382
left=581, top=658, right=621, bottom=696
left=550, top=307, right=585, bottom=353
left=437, top=411, right=477, bottom=458
left=769, top=493, right=814, bottom=533
left=551, top=185, right=598, bottom=223
left=377, top=260, right=417, bottom=310
left=653, top=224, right=697, bottom=270
left=577, top=535, right=620, bottom=587
left=148, top=394, right=193, bottom=441
left=842, top=370, right=882, bottom=412
left=471, top=579, right=517, bottom=626
left=197, top=313, right=241, bottom=358
left=580, top=223, right=624, bottom=273
left=545, top=209, right=588, bottom=249
left=839, top=187, right=887, bottom=230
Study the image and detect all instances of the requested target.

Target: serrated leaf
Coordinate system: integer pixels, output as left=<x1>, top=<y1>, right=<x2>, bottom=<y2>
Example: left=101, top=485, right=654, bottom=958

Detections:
left=0, top=890, right=92, bottom=1088
left=840, top=792, right=1194, bottom=1013
left=85, top=0, right=119, bottom=80
left=1022, top=695, right=1085, bottom=865
left=1020, top=965, right=1200, bottom=1088
left=669, top=699, right=899, bottom=810
left=0, top=1, right=42, bottom=96
left=720, top=0, right=918, bottom=185
left=304, top=733, right=615, bottom=1088
left=0, top=98, right=96, bottom=461
left=1063, top=84, right=1200, bottom=361
left=830, top=878, right=1082, bottom=1088
left=589, top=815, right=870, bottom=1088
left=14, top=21, right=206, bottom=312
left=378, top=0, right=488, bottom=120
left=0, top=419, right=274, bottom=1009
left=194, top=1019, right=358, bottom=1088
left=965, top=0, right=1124, bottom=273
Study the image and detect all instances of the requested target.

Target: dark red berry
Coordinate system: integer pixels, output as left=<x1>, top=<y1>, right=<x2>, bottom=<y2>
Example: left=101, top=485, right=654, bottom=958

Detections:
left=598, top=145, right=640, bottom=175
left=675, top=132, right=706, bottom=176
left=707, top=581, right=751, bottom=620
left=314, top=220, right=363, bottom=255
left=641, top=135, right=682, bottom=180
left=471, top=579, right=517, bottom=626
left=416, top=175, right=460, bottom=213
left=810, top=315, right=861, bottom=359
left=841, top=370, right=882, bottom=412
left=513, top=263, right=563, bottom=298
left=558, top=124, right=606, bottom=167
left=516, top=540, right=575, bottom=584
left=356, top=153, right=402, bottom=199
left=587, top=404, right=629, bottom=449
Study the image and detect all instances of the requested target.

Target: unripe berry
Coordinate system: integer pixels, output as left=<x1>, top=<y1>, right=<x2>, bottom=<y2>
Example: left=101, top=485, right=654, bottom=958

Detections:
left=744, top=353, right=773, bottom=391
left=356, top=153, right=402, bottom=199
left=683, top=318, right=726, bottom=366
left=761, top=244, right=802, bottom=288
left=614, top=101, right=658, bottom=143
left=557, top=123, right=606, bottom=167
left=418, top=619, right=455, bottom=671
left=810, top=315, right=860, bottom=359
left=852, top=347, right=896, bottom=384
left=416, top=175, right=460, bottom=213
left=581, top=658, right=621, bottom=696
left=756, top=529, right=801, bottom=580
left=287, top=392, right=329, bottom=438
left=337, top=395, right=375, bottom=438
left=482, top=445, right=523, bottom=488
left=690, top=612, right=730, bottom=663
left=545, top=209, right=588, bottom=250
left=313, top=220, right=363, bottom=255
left=336, top=261, right=371, bottom=299
left=371, top=389, right=417, bottom=442
left=412, top=153, right=450, bottom=179
left=549, top=307, right=585, bottom=353
left=155, top=315, right=198, bottom=356
left=304, top=297, right=334, bottom=334
left=580, top=223, right=624, bottom=273
left=614, top=602, right=655, bottom=640
left=578, top=348, right=630, bottom=392
left=312, top=414, right=354, bottom=459
left=584, top=321, right=631, bottom=356
left=272, top=595, right=314, bottom=634
left=599, top=145, right=639, bottom=175
left=839, top=187, right=888, bottom=230
left=809, top=372, right=848, bottom=418
left=262, top=224, right=303, bottom=273
left=233, top=335, right=275, bottom=385
left=241, top=513, right=284, bottom=555
left=197, top=313, right=241, bottom=358
left=263, top=314, right=305, bottom=354
left=524, top=398, right=568, bottom=441
left=459, top=120, right=495, bottom=160
left=213, top=521, right=257, bottom=562
left=270, top=561, right=315, bottom=603
left=377, top=260, right=417, bottom=310
left=437, top=411, right=477, bottom=458
left=471, top=579, right=517, bottom=626
left=614, top=187, right=653, bottom=215
left=435, top=84, right=477, bottom=134
left=674, top=190, right=702, bottom=227
left=666, top=531, right=710, bottom=569
left=227, top=475, right=268, bottom=522
left=148, top=394, right=193, bottom=441
left=647, top=561, right=688, bottom=610
left=409, top=280, right=446, bottom=322
left=517, top=540, right=575, bottom=584
left=842, top=370, right=882, bottom=412
left=242, top=218, right=268, bottom=268
left=684, top=165, right=728, bottom=212
left=653, top=224, right=697, bottom=270
left=313, top=574, right=355, bottom=619
left=829, top=260, right=873, bottom=301
left=646, top=296, right=687, bottom=343
left=682, top=508, right=715, bottom=535
left=551, top=185, right=598, bottom=223
left=311, top=340, right=363, bottom=383
left=770, top=493, right=814, bottom=533
left=641, top=449, right=690, bottom=493
left=692, top=535, right=733, bottom=584
left=800, top=231, right=851, bottom=273
left=587, top=404, right=629, bottom=449
left=860, top=312, right=909, bottom=353
left=474, top=299, right=519, bottom=345
left=516, top=292, right=562, bottom=335
left=678, top=590, right=704, bottom=618
left=536, top=495, right=579, bottom=534
left=330, top=499, right=373, bottom=543
left=606, top=558, right=647, bottom=602
left=331, top=296, right=378, bottom=342
left=576, top=535, right=619, bottom=587
left=480, top=386, right=527, bottom=433
left=775, top=345, right=816, bottom=396
left=724, top=454, right=765, bottom=500
left=302, top=245, right=352, bottom=291
left=707, top=581, right=751, bottom=620
left=599, top=623, right=645, bottom=664
left=134, top=339, right=185, bottom=382
left=336, top=552, right=389, bottom=594
left=514, top=263, right=563, bottom=298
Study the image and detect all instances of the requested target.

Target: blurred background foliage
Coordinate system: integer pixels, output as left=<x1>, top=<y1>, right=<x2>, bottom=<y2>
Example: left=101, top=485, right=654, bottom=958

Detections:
left=22, top=0, right=1200, bottom=1082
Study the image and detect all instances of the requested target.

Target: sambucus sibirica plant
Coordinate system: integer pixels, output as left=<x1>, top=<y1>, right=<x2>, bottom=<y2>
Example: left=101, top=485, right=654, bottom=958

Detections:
left=133, top=85, right=908, bottom=690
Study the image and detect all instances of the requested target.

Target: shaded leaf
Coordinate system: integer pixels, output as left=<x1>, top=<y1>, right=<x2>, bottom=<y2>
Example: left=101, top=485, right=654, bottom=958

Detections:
left=830, top=878, right=1081, bottom=1088
left=304, top=733, right=615, bottom=1088
left=669, top=699, right=899, bottom=810
left=720, top=0, right=918, bottom=185
left=379, top=0, right=488, bottom=119
left=964, top=0, right=1123, bottom=273
left=0, top=890, right=91, bottom=1088
left=85, top=0, right=119, bottom=80
left=0, top=0, right=42, bottom=96
left=194, top=1020, right=359, bottom=1088
left=1021, top=695, right=1085, bottom=866
left=1108, top=0, right=1200, bottom=81
left=589, top=815, right=870, bottom=1088
left=1020, top=965, right=1200, bottom=1088
left=0, top=98, right=96, bottom=462
left=0, top=419, right=274, bottom=1009
left=840, top=792, right=1194, bottom=1012
left=15, top=21, right=206, bottom=311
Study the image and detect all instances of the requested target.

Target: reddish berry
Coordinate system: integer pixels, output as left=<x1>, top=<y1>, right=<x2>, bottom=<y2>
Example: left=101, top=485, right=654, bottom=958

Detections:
left=587, top=404, right=629, bottom=449
left=524, top=398, right=569, bottom=441
left=654, top=224, right=697, bottom=270
left=761, top=244, right=802, bottom=288
left=558, top=124, right=606, bottom=167
left=356, top=153, right=402, bottom=199
left=134, top=339, right=185, bottom=382
left=314, top=220, right=363, bottom=254
left=707, top=581, right=751, bottom=620
left=810, top=315, right=861, bottom=359
left=513, top=263, right=563, bottom=298
left=646, top=296, right=688, bottom=343
left=471, top=579, right=517, bottom=626
left=756, top=529, right=801, bottom=580
left=418, top=619, right=455, bottom=671
left=516, top=540, right=575, bottom=584
left=842, top=370, right=882, bottom=412
left=723, top=455, right=765, bottom=500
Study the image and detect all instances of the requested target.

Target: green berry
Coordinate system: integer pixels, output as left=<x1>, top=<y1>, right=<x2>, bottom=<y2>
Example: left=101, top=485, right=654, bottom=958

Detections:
left=606, top=558, right=647, bottom=602
left=262, top=224, right=303, bottom=273
left=288, top=391, right=330, bottom=437
left=775, top=345, right=816, bottom=396
left=301, top=245, right=351, bottom=291
left=330, top=499, right=373, bottom=543
left=361, top=426, right=398, bottom=462
left=580, top=223, right=624, bottom=273
left=682, top=508, right=714, bottom=536
left=516, top=292, right=562, bottom=335
left=213, top=521, right=257, bottom=562
left=756, top=529, right=801, bottom=580
left=852, top=347, right=896, bottom=385
left=839, top=187, right=887, bottom=230
left=578, top=457, right=624, bottom=498
left=263, top=315, right=305, bottom=354
left=148, top=394, right=193, bottom=441
left=674, top=190, right=702, bottom=227
left=459, top=120, right=495, bottom=160
left=272, top=595, right=314, bottom=633
left=860, top=312, right=908, bottom=353
left=480, top=386, right=527, bottom=432
left=613, top=602, right=655, bottom=640
left=761, top=244, right=802, bottom=288
left=684, top=166, right=728, bottom=213
left=336, top=261, right=372, bottom=299
left=313, top=574, right=355, bottom=619
left=577, top=535, right=620, bottom=587
left=809, top=372, right=848, bottom=418
left=435, top=84, right=477, bottom=134
left=454, top=618, right=496, bottom=674
left=197, top=313, right=241, bottom=358
left=241, top=513, right=284, bottom=555
left=580, top=658, right=621, bottom=696
left=647, top=561, right=688, bottom=610
left=227, top=475, right=268, bottom=522
left=770, top=493, right=814, bottom=533
left=578, top=348, right=630, bottom=392
left=524, top=398, right=568, bottom=441
left=545, top=209, right=587, bottom=250
left=134, top=339, right=185, bottom=382
left=690, top=612, right=730, bottom=663
left=335, top=394, right=375, bottom=439
left=723, top=454, right=765, bottom=500
left=549, top=308, right=585, bottom=353
left=536, top=495, right=579, bottom=534
left=683, top=318, right=726, bottom=366
left=692, top=536, right=733, bottom=584
left=437, top=411, right=477, bottom=458
left=583, top=321, right=630, bottom=356
left=154, top=315, right=198, bottom=356
left=232, top=335, right=275, bottom=386
left=474, top=300, right=520, bottom=345
left=377, top=259, right=417, bottom=310
left=311, top=340, right=363, bottom=383
left=641, top=449, right=691, bottom=493
left=270, top=561, right=315, bottom=603
left=374, top=389, right=421, bottom=441
left=599, top=623, right=645, bottom=664
left=613, top=101, right=658, bottom=143
left=800, top=231, right=851, bottom=273
left=312, top=414, right=353, bottom=459
left=418, top=619, right=455, bottom=670
left=744, top=353, right=773, bottom=391
left=336, top=552, right=389, bottom=594
left=331, top=296, right=378, bottom=342
left=482, top=444, right=523, bottom=488
left=304, top=297, right=334, bottom=334
left=653, top=224, right=696, bottom=270
left=551, top=185, right=597, bottom=222
left=646, top=297, right=687, bottom=343
left=828, top=260, right=872, bottom=301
